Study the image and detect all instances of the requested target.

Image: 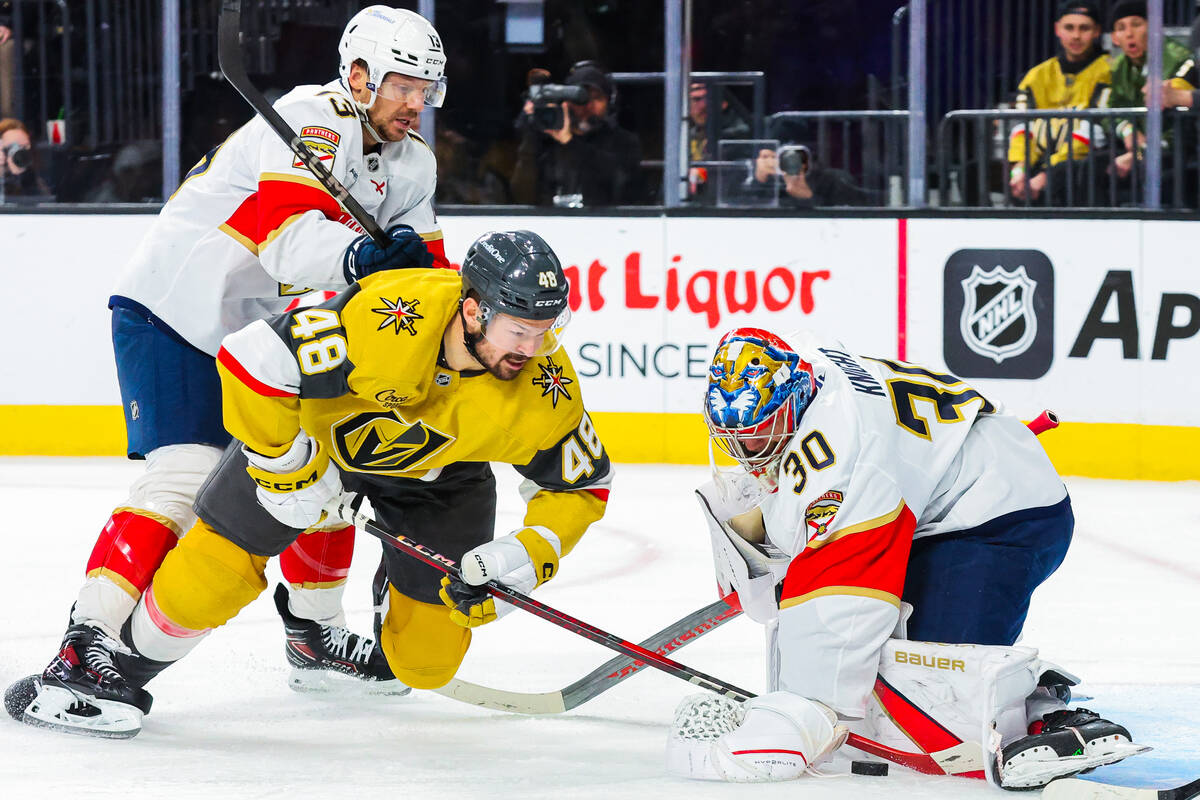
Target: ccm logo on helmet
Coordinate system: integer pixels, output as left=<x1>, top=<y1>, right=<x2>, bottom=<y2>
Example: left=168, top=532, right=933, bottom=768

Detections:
left=481, top=241, right=506, bottom=263
left=534, top=299, right=560, bottom=307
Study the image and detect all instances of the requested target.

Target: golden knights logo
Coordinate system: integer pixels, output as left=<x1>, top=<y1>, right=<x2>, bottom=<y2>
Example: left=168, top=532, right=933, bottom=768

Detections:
left=805, top=490, right=843, bottom=543
left=959, top=264, right=1037, bottom=364
left=332, top=412, right=453, bottom=474
left=531, top=356, right=573, bottom=408
left=372, top=296, right=424, bottom=336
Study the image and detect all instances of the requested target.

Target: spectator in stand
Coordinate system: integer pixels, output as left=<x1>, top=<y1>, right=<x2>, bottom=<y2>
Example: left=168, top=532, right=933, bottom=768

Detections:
left=0, top=7, right=14, bottom=118
left=1105, top=0, right=1197, bottom=201
left=0, top=118, right=52, bottom=201
left=510, top=62, right=642, bottom=207
left=1008, top=1, right=1111, bottom=205
left=733, top=144, right=880, bottom=208
left=687, top=81, right=750, bottom=202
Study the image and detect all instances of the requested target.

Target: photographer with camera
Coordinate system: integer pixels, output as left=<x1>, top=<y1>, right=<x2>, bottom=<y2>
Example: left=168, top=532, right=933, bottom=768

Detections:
left=0, top=118, right=52, bottom=202
left=733, top=144, right=878, bottom=208
left=510, top=62, right=642, bottom=207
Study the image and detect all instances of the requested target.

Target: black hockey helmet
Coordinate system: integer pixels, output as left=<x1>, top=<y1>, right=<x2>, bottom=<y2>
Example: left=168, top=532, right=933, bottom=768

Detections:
left=461, top=230, right=570, bottom=322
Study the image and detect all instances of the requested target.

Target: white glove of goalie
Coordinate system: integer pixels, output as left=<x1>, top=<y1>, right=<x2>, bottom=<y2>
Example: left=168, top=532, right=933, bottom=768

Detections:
left=439, top=527, right=563, bottom=628
left=243, top=430, right=342, bottom=530
left=696, top=479, right=787, bottom=624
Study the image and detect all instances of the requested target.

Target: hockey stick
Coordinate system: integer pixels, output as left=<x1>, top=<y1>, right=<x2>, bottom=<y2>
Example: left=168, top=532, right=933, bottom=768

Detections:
left=217, top=0, right=389, bottom=246
left=324, top=497, right=955, bottom=776
left=1028, top=409, right=1060, bottom=436
left=436, top=596, right=744, bottom=714
left=1042, top=777, right=1200, bottom=800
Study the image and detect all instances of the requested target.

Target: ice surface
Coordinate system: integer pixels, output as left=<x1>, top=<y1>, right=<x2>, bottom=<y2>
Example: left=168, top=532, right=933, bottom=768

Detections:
left=0, top=458, right=1196, bottom=798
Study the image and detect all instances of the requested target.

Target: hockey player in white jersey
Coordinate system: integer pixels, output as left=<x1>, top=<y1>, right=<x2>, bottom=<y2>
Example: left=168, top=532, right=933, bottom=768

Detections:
left=4, top=5, right=451, bottom=738
left=666, top=327, right=1143, bottom=788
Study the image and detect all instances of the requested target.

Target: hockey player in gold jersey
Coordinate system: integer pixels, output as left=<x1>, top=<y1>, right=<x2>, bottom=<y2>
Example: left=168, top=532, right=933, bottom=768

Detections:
left=61, top=230, right=611, bottom=735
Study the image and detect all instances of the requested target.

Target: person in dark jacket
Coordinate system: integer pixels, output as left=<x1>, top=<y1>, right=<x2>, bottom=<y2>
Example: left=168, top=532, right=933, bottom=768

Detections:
left=510, top=63, right=643, bottom=207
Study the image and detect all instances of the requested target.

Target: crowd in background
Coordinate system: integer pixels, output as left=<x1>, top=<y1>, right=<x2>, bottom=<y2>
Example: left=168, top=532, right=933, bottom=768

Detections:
left=1, top=0, right=1199, bottom=210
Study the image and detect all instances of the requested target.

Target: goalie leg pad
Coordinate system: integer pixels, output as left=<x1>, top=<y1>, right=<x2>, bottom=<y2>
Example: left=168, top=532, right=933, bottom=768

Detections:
left=379, top=583, right=470, bottom=690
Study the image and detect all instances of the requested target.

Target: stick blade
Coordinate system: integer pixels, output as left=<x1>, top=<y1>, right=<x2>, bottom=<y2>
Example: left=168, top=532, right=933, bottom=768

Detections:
left=435, top=679, right=567, bottom=715
left=1042, top=777, right=1200, bottom=800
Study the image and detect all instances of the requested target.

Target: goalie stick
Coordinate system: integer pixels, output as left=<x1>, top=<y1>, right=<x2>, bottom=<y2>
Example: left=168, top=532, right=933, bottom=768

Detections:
left=218, top=0, right=389, bottom=247
left=1042, top=777, right=1200, bottom=800
left=324, top=497, right=968, bottom=778
left=436, top=596, right=744, bottom=714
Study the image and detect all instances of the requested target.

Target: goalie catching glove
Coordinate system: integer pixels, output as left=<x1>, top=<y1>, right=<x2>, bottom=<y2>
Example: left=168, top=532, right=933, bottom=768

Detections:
left=439, top=527, right=562, bottom=628
left=243, top=431, right=341, bottom=530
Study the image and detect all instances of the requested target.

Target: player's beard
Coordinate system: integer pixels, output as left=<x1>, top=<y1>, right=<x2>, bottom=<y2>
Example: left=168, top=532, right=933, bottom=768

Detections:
left=366, top=102, right=417, bottom=142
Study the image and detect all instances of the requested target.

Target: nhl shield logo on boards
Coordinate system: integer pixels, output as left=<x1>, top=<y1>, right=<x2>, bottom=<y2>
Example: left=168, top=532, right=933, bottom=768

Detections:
left=959, top=264, right=1037, bottom=364
left=943, top=249, right=1054, bottom=380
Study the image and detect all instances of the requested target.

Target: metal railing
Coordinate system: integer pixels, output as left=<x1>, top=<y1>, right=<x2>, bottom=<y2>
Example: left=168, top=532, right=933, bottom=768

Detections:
left=937, top=108, right=1200, bottom=208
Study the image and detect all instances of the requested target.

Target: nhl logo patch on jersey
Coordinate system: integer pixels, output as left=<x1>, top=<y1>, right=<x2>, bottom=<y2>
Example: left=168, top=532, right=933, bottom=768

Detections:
left=943, top=249, right=1054, bottom=380
left=531, top=356, right=574, bottom=408
left=365, top=153, right=382, bottom=173
left=293, top=126, right=339, bottom=170
left=805, top=490, right=843, bottom=543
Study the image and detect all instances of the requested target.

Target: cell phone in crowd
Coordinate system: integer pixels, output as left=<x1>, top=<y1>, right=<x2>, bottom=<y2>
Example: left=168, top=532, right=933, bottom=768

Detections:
left=778, top=144, right=811, bottom=176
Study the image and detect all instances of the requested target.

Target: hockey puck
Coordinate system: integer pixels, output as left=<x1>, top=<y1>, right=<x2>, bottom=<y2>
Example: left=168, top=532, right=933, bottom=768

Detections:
left=851, top=760, right=889, bottom=776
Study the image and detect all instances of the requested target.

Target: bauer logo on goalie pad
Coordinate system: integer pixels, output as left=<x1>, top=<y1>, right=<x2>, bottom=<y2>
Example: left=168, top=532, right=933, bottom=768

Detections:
left=804, top=490, right=843, bottom=542
left=292, top=126, right=340, bottom=170
left=943, top=249, right=1054, bottom=380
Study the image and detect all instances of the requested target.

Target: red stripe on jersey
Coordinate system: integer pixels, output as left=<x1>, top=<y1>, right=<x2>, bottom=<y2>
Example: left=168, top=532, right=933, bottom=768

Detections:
left=585, top=488, right=610, bottom=502
left=86, top=510, right=178, bottom=594
left=873, top=674, right=962, bottom=754
left=280, top=526, right=355, bottom=585
left=257, top=178, right=343, bottom=246
left=144, top=584, right=210, bottom=638
left=222, top=191, right=259, bottom=247
left=425, top=236, right=451, bottom=269
left=217, top=346, right=296, bottom=398
left=779, top=503, right=915, bottom=604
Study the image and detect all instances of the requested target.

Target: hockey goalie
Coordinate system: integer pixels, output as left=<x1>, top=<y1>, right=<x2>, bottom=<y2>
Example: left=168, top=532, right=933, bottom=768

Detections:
left=666, top=327, right=1147, bottom=789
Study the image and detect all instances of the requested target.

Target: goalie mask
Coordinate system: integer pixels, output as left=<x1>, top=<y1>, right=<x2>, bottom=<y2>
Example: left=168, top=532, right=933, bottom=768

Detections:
left=704, top=328, right=816, bottom=474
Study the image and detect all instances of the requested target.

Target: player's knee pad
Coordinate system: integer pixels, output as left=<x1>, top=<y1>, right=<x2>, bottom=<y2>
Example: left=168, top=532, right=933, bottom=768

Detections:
left=378, top=584, right=470, bottom=690
left=123, top=443, right=223, bottom=533
left=860, top=639, right=1073, bottom=782
left=147, top=519, right=269, bottom=633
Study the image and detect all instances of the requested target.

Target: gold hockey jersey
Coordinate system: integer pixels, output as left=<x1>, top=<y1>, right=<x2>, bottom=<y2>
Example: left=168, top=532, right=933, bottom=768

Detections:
left=215, top=269, right=611, bottom=553
left=1008, top=51, right=1112, bottom=169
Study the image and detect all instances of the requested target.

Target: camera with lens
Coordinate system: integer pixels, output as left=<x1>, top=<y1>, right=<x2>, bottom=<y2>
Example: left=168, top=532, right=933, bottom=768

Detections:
left=527, top=83, right=589, bottom=130
left=3, top=142, right=32, bottom=171
left=778, top=145, right=811, bottom=176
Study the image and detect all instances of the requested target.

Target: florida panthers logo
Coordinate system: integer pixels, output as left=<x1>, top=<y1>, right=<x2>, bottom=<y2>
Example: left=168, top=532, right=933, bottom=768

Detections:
left=804, top=490, right=844, bottom=543
left=531, top=356, right=574, bottom=408
left=331, top=412, right=453, bottom=474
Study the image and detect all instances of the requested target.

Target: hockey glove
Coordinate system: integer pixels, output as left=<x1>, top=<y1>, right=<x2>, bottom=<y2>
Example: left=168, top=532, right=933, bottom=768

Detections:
left=438, top=527, right=562, bottom=628
left=342, top=224, right=434, bottom=283
left=243, top=431, right=342, bottom=530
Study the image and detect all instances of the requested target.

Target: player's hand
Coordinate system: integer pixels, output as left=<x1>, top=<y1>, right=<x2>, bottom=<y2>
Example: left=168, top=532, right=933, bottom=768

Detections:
left=544, top=103, right=572, bottom=145
left=438, top=528, right=562, bottom=628
left=342, top=224, right=433, bottom=283
left=243, top=431, right=342, bottom=530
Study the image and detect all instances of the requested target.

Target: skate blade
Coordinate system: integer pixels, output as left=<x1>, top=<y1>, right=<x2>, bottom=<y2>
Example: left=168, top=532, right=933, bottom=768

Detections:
left=1001, top=741, right=1153, bottom=789
left=22, top=684, right=143, bottom=739
left=287, top=668, right=411, bottom=697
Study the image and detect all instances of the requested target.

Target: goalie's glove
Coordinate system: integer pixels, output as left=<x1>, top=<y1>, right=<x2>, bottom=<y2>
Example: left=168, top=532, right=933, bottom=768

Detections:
left=243, top=431, right=342, bottom=530
left=439, top=527, right=562, bottom=628
left=342, top=224, right=433, bottom=283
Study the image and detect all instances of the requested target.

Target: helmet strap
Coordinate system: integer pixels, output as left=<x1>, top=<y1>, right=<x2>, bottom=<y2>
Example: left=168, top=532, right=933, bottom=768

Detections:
left=339, top=75, right=386, bottom=144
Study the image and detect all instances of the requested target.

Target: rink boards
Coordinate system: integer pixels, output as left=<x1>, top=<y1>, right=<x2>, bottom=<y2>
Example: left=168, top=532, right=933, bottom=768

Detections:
left=1, top=213, right=1196, bottom=480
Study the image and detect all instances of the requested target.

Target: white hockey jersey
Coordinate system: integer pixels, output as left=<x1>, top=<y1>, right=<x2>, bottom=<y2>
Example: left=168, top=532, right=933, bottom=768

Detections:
left=761, top=332, right=1066, bottom=718
left=111, top=79, right=446, bottom=356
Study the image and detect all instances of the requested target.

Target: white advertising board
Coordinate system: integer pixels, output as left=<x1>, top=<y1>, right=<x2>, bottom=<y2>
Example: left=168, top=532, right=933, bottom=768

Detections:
left=905, top=218, right=1200, bottom=427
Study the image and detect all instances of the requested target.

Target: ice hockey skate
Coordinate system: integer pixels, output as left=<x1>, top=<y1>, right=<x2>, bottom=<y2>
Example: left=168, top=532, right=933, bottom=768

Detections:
left=4, top=624, right=153, bottom=739
left=997, top=707, right=1150, bottom=789
left=272, top=584, right=409, bottom=696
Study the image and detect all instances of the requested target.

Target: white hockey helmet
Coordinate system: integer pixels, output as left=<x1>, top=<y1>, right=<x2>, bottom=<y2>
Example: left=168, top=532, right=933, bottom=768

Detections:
left=338, top=6, right=447, bottom=108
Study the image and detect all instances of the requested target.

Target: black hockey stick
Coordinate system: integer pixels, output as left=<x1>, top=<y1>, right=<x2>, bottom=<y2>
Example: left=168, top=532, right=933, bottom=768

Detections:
left=1042, top=777, right=1200, bottom=800
left=324, top=497, right=958, bottom=776
left=217, top=0, right=389, bottom=246
left=436, top=596, right=744, bottom=714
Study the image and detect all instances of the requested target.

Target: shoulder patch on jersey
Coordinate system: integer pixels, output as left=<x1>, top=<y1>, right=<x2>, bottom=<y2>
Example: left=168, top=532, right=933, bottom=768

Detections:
left=292, top=126, right=339, bottom=170
left=804, top=490, right=844, bottom=543
left=372, top=295, right=424, bottom=336
left=530, top=356, right=574, bottom=408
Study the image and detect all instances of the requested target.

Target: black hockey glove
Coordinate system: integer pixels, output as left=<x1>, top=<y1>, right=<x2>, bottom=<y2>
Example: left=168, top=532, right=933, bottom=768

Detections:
left=438, top=576, right=499, bottom=628
left=342, top=224, right=434, bottom=283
